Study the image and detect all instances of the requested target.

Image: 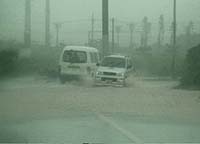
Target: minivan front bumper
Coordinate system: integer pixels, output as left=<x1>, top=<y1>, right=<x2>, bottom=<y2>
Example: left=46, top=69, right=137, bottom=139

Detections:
left=94, top=75, right=125, bottom=86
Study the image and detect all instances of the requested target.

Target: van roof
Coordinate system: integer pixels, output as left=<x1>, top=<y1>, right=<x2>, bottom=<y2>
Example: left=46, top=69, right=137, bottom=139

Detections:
left=106, top=54, right=127, bottom=59
left=63, top=46, right=98, bottom=52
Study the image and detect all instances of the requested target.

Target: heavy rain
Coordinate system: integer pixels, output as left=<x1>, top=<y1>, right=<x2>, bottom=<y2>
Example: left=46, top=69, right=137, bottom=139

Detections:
left=0, top=0, right=200, bottom=143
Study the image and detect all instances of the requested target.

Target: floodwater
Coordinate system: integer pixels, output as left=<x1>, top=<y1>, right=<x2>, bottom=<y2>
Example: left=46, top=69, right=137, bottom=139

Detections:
left=0, top=75, right=200, bottom=143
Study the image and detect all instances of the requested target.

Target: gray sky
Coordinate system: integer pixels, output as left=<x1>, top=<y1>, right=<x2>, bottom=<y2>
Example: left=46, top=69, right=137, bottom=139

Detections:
left=49, top=0, right=200, bottom=22
left=0, top=0, right=199, bottom=45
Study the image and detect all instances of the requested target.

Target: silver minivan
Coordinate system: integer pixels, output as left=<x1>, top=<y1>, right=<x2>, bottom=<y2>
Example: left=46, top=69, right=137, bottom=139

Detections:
left=94, top=55, right=133, bottom=86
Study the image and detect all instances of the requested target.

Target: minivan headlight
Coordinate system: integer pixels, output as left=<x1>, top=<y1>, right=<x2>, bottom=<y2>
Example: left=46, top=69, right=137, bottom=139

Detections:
left=96, top=71, right=103, bottom=75
left=117, top=73, right=124, bottom=77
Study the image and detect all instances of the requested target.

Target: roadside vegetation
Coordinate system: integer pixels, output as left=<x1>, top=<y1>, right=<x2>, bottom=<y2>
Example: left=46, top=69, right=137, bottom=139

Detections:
left=0, top=37, right=200, bottom=89
left=181, top=44, right=200, bottom=89
left=0, top=40, right=19, bottom=76
left=0, top=40, right=62, bottom=78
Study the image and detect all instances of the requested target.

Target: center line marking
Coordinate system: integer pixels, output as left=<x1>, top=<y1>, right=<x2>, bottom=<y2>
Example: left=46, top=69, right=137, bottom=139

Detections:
left=97, top=113, right=144, bottom=144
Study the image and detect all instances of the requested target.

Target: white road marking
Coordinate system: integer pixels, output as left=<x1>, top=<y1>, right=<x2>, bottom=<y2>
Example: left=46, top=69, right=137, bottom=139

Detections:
left=97, top=113, right=144, bottom=144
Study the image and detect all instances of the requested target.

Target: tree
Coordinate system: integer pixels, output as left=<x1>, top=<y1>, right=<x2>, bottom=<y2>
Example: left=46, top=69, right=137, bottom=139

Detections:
left=185, top=21, right=194, bottom=46
left=181, top=44, right=200, bottom=87
left=129, top=23, right=135, bottom=49
left=158, top=15, right=165, bottom=47
left=115, top=25, right=121, bottom=48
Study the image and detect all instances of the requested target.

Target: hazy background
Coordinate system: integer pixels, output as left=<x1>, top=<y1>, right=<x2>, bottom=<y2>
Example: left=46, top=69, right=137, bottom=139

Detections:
left=0, top=0, right=200, bottom=46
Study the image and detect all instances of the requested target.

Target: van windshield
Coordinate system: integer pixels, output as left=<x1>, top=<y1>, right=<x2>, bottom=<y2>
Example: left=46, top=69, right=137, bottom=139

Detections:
left=63, top=50, right=87, bottom=63
left=101, top=57, right=126, bottom=68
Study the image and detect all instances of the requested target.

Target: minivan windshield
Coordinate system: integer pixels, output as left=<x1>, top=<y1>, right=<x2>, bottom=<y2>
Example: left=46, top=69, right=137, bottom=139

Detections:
left=63, top=50, right=87, bottom=63
left=101, top=57, right=126, bottom=68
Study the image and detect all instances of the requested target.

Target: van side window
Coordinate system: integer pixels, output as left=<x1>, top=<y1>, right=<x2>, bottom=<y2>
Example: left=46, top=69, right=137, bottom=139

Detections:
left=63, top=50, right=87, bottom=63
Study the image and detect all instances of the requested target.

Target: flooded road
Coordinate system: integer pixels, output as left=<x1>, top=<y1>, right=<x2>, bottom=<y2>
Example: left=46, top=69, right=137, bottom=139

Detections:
left=0, top=75, right=200, bottom=143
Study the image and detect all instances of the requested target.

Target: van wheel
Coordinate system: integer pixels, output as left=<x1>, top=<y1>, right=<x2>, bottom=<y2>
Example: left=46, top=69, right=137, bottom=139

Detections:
left=59, top=74, right=66, bottom=84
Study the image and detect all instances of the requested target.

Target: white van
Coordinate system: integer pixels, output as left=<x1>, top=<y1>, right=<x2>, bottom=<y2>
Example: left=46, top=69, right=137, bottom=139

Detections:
left=58, top=46, right=100, bottom=83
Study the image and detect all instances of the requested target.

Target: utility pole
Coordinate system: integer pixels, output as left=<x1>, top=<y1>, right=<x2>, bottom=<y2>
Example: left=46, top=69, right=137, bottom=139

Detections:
left=141, top=16, right=151, bottom=49
left=129, top=23, right=135, bottom=49
left=54, top=23, right=62, bottom=48
left=88, top=31, right=91, bottom=46
left=102, top=0, right=109, bottom=56
left=45, top=0, right=50, bottom=48
left=171, top=0, right=176, bottom=78
left=91, top=14, right=95, bottom=44
left=24, top=0, right=31, bottom=48
left=111, top=18, right=115, bottom=54
left=158, top=15, right=164, bottom=47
